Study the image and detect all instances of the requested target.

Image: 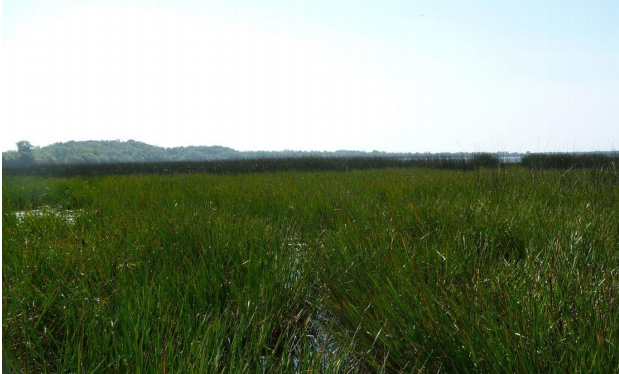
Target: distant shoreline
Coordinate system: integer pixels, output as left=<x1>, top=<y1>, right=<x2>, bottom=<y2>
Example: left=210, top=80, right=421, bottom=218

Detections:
left=3, top=139, right=616, bottom=167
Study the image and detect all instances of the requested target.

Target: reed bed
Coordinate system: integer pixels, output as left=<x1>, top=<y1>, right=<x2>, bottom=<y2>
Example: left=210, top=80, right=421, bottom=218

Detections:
left=521, top=152, right=619, bottom=169
left=3, top=166, right=619, bottom=372
left=3, top=155, right=480, bottom=178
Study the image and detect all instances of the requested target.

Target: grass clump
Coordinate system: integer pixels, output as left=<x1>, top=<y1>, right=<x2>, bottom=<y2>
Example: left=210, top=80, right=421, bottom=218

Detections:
left=3, top=167, right=619, bottom=372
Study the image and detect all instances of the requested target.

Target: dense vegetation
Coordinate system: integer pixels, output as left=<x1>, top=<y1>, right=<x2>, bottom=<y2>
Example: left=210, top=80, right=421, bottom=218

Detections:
left=4, top=151, right=619, bottom=179
left=2, top=140, right=236, bottom=165
left=2, top=156, right=485, bottom=178
left=521, top=152, right=619, bottom=169
left=3, top=165, right=619, bottom=372
left=2, top=140, right=524, bottom=166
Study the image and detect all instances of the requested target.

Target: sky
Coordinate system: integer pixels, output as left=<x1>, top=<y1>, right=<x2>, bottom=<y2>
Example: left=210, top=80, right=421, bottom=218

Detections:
left=2, top=0, right=619, bottom=153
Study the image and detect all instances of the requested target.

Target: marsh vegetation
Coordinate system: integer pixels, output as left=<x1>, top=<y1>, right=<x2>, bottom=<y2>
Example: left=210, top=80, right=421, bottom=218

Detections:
left=3, top=162, right=619, bottom=372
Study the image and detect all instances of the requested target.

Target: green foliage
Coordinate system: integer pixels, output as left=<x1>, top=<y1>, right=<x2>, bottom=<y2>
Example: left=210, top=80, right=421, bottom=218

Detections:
left=3, top=140, right=528, bottom=167
left=3, top=167, right=619, bottom=372
left=16, top=140, right=34, bottom=154
left=8, top=140, right=37, bottom=165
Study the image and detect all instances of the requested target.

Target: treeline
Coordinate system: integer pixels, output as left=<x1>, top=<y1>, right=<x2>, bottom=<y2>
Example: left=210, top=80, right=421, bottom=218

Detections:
left=3, top=140, right=618, bottom=177
left=2, top=140, right=239, bottom=165
left=2, top=140, right=524, bottom=166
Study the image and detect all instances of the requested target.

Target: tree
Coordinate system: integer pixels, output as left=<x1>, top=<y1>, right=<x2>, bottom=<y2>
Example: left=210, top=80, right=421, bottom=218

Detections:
left=65, top=154, right=85, bottom=164
left=16, top=141, right=35, bottom=165
left=2, top=151, right=19, bottom=167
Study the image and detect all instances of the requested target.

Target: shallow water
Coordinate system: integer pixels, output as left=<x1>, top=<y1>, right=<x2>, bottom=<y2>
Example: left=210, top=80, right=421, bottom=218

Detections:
left=13, top=206, right=82, bottom=224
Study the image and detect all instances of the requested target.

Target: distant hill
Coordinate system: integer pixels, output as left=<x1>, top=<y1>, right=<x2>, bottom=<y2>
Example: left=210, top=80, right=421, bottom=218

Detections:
left=2, top=140, right=243, bottom=166
left=3, top=139, right=529, bottom=166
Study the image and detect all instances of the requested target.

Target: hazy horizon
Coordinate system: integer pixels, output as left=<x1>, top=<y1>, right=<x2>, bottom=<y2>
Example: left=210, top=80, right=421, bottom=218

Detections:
left=3, top=138, right=619, bottom=155
left=3, top=0, right=619, bottom=153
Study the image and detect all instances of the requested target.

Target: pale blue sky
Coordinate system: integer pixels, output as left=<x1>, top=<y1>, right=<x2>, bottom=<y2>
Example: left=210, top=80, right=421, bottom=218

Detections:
left=3, top=0, right=618, bottom=152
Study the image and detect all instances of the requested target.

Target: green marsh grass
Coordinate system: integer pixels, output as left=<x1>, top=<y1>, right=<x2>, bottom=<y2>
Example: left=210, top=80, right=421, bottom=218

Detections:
left=3, top=167, right=619, bottom=372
